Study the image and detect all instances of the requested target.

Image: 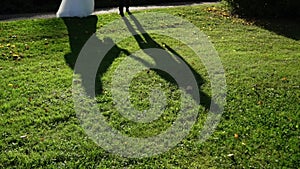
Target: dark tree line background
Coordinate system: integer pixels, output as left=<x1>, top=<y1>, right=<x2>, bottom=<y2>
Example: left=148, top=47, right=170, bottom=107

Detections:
left=0, top=0, right=217, bottom=15
left=223, top=0, right=300, bottom=18
left=1, top=0, right=298, bottom=18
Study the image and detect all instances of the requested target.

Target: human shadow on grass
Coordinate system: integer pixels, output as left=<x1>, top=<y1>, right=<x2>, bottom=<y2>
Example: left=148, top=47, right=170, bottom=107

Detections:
left=122, top=15, right=217, bottom=110
left=63, top=15, right=131, bottom=96
left=63, top=14, right=219, bottom=111
left=63, top=15, right=98, bottom=69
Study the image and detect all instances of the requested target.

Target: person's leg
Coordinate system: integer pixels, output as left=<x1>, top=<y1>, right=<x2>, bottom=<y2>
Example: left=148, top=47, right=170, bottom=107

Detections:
left=125, top=0, right=130, bottom=13
left=119, top=0, right=124, bottom=16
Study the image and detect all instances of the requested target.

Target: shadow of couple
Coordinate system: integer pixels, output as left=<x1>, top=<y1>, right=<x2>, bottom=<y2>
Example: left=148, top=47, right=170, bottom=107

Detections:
left=63, top=14, right=214, bottom=111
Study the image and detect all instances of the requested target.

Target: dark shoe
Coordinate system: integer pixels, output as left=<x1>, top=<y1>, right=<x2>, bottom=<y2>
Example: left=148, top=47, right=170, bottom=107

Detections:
left=127, top=11, right=132, bottom=15
left=120, top=12, right=125, bottom=17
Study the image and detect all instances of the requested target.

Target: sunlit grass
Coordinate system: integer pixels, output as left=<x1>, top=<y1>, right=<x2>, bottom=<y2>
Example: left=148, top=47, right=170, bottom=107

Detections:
left=0, top=3, right=299, bottom=168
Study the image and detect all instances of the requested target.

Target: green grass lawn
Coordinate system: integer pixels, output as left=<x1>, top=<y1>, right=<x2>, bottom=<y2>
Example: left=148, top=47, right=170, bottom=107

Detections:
left=1, top=4, right=299, bottom=168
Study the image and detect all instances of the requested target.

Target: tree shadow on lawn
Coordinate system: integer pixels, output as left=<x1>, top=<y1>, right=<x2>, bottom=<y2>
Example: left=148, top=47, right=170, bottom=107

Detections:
left=254, top=18, right=300, bottom=40
left=63, top=14, right=217, bottom=112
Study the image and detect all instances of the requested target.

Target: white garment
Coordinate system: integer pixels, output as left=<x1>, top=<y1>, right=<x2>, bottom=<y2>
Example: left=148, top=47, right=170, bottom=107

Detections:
left=56, top=0, right=94, bottom=17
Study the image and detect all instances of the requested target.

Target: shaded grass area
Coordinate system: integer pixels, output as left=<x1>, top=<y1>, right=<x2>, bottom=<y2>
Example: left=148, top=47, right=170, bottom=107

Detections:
left=253, top=18, right=300, bottom=41
left=0, top=4, right=299, bottom=168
